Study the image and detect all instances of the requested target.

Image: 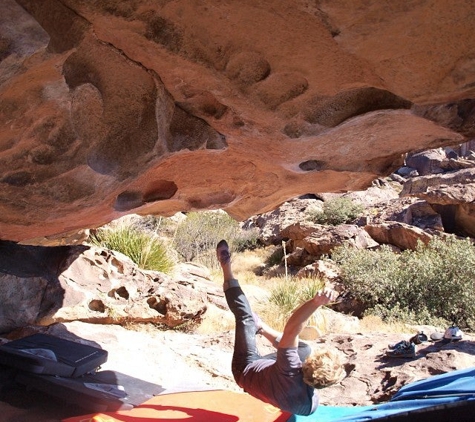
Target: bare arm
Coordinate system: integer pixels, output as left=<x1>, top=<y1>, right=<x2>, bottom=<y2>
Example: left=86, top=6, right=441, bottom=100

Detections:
left=259, top=321, right=283, bottom=348
left=278, top=288, right=338, bottom=349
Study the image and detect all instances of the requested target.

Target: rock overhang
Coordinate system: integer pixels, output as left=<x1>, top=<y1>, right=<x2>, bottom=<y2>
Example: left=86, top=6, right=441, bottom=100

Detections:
left=0, top=0, right=474, bottom=244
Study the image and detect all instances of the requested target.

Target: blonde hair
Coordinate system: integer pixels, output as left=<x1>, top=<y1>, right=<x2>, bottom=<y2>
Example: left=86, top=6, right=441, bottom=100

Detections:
left=301, top=346, right=345, bottom=389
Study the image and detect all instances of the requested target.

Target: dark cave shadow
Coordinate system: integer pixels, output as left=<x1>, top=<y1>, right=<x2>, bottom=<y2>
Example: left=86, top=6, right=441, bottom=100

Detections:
left=0, top=239, right=87, bottom=278
left=0, top=240, right=89, bottom=332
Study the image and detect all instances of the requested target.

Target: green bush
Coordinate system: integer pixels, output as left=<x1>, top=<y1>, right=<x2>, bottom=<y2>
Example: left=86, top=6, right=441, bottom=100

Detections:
left=259, top=276, right=328, bottom=331
left=89, top=225, right=175, bottom=273
left=306, top=197, right=364, bottom=226
left=172, top=211, right=259, bottom=268
left=369, top=304, right=446, bottom=328
left=331, top=235, right=475, bottom=329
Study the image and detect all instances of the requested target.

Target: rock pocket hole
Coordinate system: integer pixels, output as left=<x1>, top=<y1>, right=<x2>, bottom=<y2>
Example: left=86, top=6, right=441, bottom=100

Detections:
left=114, top=190, right=144, bottom=211
left=115, top=286, right=129, bottom=300
left=109, top=287, right=129, bottom=300
left=147, top=296, right=167, bottom=316
left=299, top=160, right=325, bottom=171
left=89, top=299, right=106, bottom=313
left=143, top=180, right=178, bottom=202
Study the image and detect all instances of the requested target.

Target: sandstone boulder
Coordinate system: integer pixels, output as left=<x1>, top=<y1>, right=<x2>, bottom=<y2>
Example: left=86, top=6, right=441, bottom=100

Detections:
left=405, top=148, right=450, bottom=176
left=406, top=147, right=475, bottom=175
left=281, top=222, right=379, bottom=261
left=364, top=222, right=434, bottom=251
left=0, top=241, right=223, bottom=333
left=401, top=168, right=475, bottom=237
left=242, top=197, right=324, bottom=246
left=364, top=196, right=445, bottom=233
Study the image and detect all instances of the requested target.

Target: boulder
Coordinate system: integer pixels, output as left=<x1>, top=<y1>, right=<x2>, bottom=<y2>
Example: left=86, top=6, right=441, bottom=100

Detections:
left=364, top=196, right=445, bottom=232
left=342, top=184, right=400, bottom=208
left=51, top=247, right=224, bottom=328
left=405, top=148, right=475, bottom=176
left=405, top=148, right=449, bottom=176
left=296, top=259, right=341, bottom=283
left=0, top=241, right=223, bottom=333
left=401, top=168, right=475, bottom=237
left=281, top=222, right=379, bottom=260
left=364, top=222, right=433, bottom=251
left=242, top=197, right=324, bottom=245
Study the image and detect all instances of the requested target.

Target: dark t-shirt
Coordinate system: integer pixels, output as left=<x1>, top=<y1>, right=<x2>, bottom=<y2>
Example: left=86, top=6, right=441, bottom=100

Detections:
left=237, top=347, right=319, bottom=416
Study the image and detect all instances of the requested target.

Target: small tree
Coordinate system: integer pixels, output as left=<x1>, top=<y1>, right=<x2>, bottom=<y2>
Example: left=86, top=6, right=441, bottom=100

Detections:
left=172, top=211, right=259, bottom=268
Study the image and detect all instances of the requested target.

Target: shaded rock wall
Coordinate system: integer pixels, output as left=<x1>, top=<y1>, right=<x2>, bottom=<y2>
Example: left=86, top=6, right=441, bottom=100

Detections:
left=1, top=0, right=474, bottom=244
left=0, top=241, right=222, bottom=333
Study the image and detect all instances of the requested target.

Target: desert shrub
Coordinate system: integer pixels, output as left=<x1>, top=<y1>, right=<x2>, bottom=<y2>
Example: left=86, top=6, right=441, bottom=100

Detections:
left=332, top=235, right=475, bottom=329
left=331, top=244, right=402, bottom=309
left=369, top=304, right=447, bottom=328
left=172, top=211, right=259, bottom=268
left=132, top=215, right=170, bottom=234
left=266, top=277, right=326, bottom=330
left=269, top=278, right=302, bottom=316
left=132, top=215, right=187, bottom=245
left=306, top=197, right=364, bottom=226
left=89, top=225, right=174, bottom=273
left=234, top=226, right=261, bottom=251
left=299, top=278, right=326, bottom=301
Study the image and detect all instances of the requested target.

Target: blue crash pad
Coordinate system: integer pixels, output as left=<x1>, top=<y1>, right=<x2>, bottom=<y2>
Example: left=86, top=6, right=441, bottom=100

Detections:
left=287, top=405, right=373, bottom=422
left=289, top=366, right=475, bottom=421
left=391, top=366, right=475, bottom=401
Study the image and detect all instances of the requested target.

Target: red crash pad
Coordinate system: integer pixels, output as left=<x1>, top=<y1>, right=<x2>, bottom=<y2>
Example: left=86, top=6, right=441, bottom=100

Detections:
left=62, top=389, right=291, bottom=422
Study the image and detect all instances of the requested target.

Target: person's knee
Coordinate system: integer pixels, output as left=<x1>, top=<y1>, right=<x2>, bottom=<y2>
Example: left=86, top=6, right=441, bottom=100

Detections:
left=223, top=278, right=240, bottom=291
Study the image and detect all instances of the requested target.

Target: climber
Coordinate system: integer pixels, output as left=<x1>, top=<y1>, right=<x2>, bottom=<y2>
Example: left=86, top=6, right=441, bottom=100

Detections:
left=217, top=239, right=345, bottom=416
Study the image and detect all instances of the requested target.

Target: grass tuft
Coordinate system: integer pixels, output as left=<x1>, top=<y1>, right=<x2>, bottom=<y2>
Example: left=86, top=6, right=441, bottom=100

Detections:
left=89, top=224, right=175, bottom=273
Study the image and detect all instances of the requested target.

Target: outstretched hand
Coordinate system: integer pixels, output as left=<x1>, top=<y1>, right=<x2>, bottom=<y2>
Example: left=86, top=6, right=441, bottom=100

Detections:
left=313, top=288, right=339, bottom=307
left=279, top=286, right=340, bottom=348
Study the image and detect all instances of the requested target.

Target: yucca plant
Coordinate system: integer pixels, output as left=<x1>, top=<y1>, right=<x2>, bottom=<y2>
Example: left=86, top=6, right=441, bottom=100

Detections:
left=90, top=225, right=175, bottom=273
left=266, top=277, right=326, bottom=331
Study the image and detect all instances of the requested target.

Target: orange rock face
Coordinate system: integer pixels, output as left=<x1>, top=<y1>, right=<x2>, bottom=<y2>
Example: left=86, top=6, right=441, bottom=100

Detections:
left=0, top=0, right=473, bottom=244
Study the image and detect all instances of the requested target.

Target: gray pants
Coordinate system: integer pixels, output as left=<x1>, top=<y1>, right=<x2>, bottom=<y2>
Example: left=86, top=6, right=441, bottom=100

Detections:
left=225, top=285, right=311, bottom=382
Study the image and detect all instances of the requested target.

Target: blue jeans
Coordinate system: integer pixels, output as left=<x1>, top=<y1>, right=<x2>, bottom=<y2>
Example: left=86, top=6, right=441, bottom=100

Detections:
left=225, top=286, right=311, bottom=383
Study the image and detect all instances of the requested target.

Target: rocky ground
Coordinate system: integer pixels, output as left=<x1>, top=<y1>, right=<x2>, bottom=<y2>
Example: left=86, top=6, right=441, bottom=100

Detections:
left=2, top=312, right=474, bottom=422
